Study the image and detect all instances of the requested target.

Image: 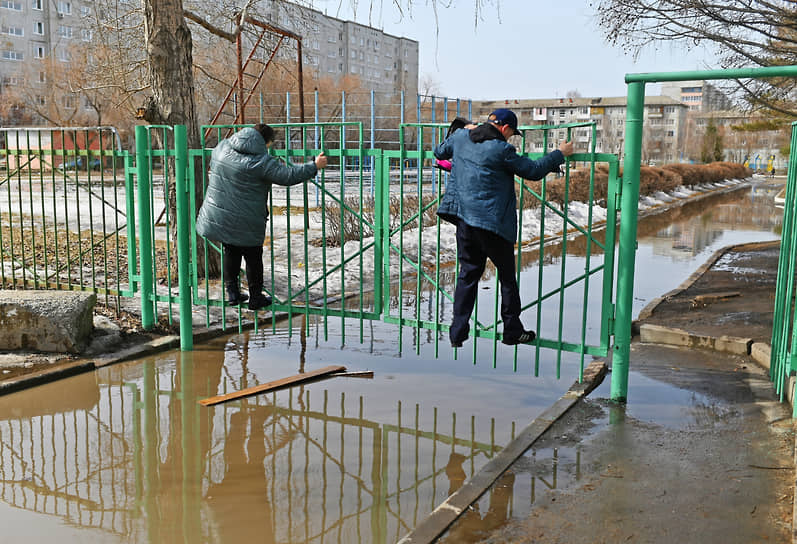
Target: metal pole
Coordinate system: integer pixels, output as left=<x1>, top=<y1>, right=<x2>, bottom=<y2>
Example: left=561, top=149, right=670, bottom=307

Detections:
left=611, top=81, right=645, bottom=402
left=297, top=39, right=305, bottom=123
left=174, top=125, right=193, bottom=350
left=135, top=125, right=155, bottom=330
left=371, top=89, right=375, bottom=195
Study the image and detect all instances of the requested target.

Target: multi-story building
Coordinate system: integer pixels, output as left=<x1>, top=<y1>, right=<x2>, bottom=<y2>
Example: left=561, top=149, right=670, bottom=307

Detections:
left=261, top=2, right=419, bottom=97
left=0, top=0, right=92, bottom=104
left=475, top=95, right=688, bottom=165
left=660, top=80, right=734, bottom=113
left=1, top=0, right=419, bottom=124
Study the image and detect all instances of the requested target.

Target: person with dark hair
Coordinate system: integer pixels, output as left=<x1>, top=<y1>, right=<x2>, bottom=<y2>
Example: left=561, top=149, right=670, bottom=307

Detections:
left=197, top=124, right=327, bottom=310
left=434, top=108, right=574, bottom=347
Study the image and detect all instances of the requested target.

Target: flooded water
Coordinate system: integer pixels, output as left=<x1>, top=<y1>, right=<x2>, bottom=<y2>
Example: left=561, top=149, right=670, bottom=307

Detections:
left=0, top=182, right=783, bottom=543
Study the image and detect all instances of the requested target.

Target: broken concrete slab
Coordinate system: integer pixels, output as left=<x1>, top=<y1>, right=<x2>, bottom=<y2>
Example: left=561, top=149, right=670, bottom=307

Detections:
left=0, top=290, right=96, bottom=353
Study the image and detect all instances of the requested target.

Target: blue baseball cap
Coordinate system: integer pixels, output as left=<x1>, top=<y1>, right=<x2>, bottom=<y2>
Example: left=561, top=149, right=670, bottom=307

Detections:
left=488, top=108, right=521, bottom=135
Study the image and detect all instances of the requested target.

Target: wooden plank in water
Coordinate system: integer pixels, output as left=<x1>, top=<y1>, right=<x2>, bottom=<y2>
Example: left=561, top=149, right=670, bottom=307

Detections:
left=199, top=365, right=347, bottom=406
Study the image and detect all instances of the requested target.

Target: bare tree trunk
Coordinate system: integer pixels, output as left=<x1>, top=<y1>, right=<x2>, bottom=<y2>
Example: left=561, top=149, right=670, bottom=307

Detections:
left=143, top=0, right=221, bottom=278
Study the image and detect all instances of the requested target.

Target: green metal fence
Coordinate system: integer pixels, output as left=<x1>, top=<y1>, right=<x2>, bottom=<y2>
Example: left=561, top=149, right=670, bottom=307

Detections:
left=156, top=121, right=620, bottom=382
left=2, top=119, right=620, bottom=385
left=0, top=126, right=133, bottom=308
left=770, top=121, right=797, bottom=412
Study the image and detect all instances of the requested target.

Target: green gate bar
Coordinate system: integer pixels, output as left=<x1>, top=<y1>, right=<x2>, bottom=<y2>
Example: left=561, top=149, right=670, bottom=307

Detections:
left=613, top=65, right=797, bottom=402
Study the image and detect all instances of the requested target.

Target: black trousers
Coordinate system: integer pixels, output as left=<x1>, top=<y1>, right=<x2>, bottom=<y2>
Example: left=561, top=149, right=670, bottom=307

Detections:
left=223, top=243, right=264, bottom=294
left=450, top=220, right=525, bottom=343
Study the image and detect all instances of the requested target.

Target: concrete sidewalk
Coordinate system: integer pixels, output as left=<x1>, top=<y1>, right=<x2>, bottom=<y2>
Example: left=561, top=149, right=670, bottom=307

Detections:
left=432, top=240, right=795, bottom=543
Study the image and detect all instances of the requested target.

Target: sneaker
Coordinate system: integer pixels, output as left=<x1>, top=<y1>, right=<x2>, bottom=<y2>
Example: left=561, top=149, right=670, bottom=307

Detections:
left=502, top=330, right=536, bottom=345
left=451, top=339, right=463, bottom=348
left=248, top=294, right=272, bottom=311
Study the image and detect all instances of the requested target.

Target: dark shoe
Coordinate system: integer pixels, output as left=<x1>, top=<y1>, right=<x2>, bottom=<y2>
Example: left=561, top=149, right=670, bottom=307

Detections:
left=450, top=336, right=467, bottom=348
left=248, top=294, right=272, bottom=311
left=226, top=291, right=249, bottom=306
left=502, top=330, right=536, bottom=345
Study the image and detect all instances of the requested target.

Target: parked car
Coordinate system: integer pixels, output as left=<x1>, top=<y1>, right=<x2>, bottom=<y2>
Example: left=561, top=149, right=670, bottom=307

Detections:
left=60, top=157, right=102, bottom=171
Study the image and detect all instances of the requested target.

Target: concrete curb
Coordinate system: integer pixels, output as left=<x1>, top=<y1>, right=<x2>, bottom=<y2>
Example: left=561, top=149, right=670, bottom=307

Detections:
left=396, top=359, right=608, bottom=544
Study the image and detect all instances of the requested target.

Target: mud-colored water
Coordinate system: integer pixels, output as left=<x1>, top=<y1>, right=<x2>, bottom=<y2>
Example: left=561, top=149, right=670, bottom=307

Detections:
left=0, top=182, right=783, bottom=543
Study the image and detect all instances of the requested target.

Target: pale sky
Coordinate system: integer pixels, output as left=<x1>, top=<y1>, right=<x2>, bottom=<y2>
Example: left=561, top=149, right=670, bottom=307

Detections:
left=313, top=0, right=718, bottom=100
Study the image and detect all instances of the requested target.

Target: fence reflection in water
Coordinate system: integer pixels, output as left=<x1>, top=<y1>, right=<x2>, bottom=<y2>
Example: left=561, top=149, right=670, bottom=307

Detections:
left=0, top=330, right=578, bottom=543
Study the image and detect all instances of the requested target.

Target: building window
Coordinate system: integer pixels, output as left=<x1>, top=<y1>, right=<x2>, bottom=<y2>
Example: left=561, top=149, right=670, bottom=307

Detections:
left=35, top=95, right=46, bottom=106
left=38, top=71, right=45, bottom=82
left=34, top=46, right=44, bottom=58
left=351, top=51, right=356, bottom=59
left=338, top=63, right=343, bottom=72
left=2, top=25, right=23, bottom=36
left=62, top=95, right=75, bottom=108
left=0, top=0, right=22, bottom=10
left=33, top=21, right=43, bottom=34
left=32, top=0, right=41, bottom=8
left=57, top=25, right=73, bottom=38
left=81, top=28, right=91, bottom=41
left=57, top=47, right=69, bottom=61
left=1, top=49, right=23, bottom=60
left=666, top=130, right=674, bottom=137
left=80, top=5, right=89, bottom=16
left=56, top=1, right=70, bottom=14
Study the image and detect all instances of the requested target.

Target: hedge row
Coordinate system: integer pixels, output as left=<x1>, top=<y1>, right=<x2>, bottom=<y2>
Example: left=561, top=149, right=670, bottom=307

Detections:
left=522, top=161, right=753, bottom=207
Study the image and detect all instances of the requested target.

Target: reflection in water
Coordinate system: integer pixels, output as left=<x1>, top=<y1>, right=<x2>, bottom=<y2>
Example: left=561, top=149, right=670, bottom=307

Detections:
left=0, top=327, right=540, bottom=543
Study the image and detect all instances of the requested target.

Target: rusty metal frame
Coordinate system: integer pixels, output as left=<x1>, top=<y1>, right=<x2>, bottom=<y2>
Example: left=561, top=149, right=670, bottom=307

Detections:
left=206, top=14, right=305, bottom=139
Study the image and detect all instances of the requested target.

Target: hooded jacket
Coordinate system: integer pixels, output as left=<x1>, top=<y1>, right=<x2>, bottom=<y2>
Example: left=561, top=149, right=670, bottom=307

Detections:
left=433, top=123, right=565, bottom=243
left=196, top=127, right=318, bottom=247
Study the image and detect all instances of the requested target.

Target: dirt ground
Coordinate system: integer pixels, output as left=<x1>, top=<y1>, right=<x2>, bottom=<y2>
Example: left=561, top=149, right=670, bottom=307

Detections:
left=637, top=240, right=780, bottom=344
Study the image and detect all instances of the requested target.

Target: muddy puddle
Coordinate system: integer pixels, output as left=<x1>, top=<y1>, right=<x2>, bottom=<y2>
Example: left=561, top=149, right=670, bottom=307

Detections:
left=0, top=181, right=784, bottom=543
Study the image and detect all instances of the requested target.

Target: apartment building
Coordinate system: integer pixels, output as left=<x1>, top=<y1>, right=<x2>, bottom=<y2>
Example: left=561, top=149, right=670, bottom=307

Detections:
left=660, top=80, right=734, bottom=113
left=476, top=95, right=688, bottom=165
left=0, top=0, right=92, bottom=100
left=262, top=2, right=419, bottom=97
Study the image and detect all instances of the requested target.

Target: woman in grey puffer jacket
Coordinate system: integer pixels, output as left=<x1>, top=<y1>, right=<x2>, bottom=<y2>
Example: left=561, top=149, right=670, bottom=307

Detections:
left=196, top=124, right=327, bottom=310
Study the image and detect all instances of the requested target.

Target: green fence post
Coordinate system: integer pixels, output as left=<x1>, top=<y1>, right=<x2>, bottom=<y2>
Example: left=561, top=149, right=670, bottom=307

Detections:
left=611, top=81, right=645, bottom=403
left=174, top=125, right=193, bottom=350
left=135, top=125, right=155, bottom=330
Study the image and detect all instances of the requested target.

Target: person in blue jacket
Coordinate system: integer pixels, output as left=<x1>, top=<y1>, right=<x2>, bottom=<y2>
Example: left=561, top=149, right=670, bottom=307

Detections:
left=196, top=124, right=327, bottom=310
left=434, top=108, right=574, bottom=347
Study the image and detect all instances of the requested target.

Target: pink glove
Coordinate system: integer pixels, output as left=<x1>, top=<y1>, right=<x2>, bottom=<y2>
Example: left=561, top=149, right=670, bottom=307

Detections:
left=435, top=159, right=452, bottom=172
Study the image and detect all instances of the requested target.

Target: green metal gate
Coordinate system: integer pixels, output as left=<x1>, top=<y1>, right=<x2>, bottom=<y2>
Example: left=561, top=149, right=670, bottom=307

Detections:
left=168, top=121, right=621, bottom=381
left=380, top=123, right=620, bottom=379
